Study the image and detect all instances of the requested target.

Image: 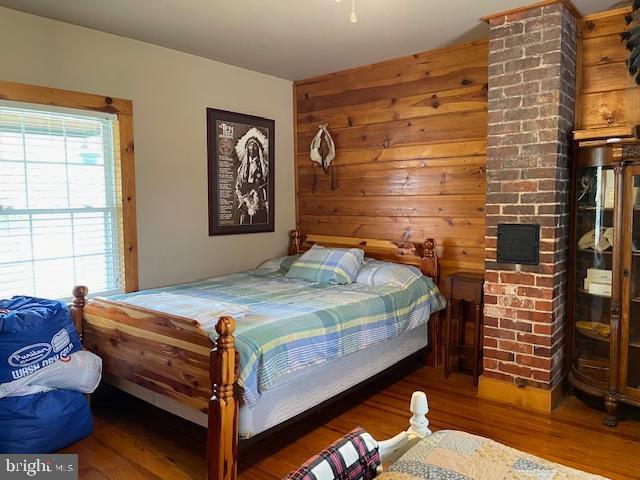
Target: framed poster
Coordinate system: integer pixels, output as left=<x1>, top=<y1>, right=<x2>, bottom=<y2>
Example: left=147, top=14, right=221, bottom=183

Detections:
left=207, top=108, right=275, bottom=235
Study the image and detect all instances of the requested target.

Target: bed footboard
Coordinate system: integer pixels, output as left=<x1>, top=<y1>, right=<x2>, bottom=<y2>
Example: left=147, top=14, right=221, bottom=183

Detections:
left=72, top=287, right=241, bottom=480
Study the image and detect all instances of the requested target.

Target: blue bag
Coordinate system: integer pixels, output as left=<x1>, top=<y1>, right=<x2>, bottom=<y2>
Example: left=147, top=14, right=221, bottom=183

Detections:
left=0, top=297, right=82, bottom=385
left=0, top=390, right=93, bottom=453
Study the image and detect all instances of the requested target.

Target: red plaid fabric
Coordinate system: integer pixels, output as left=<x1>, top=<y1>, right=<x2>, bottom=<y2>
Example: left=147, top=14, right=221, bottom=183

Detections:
left=284, top=427, right=380, bottom=480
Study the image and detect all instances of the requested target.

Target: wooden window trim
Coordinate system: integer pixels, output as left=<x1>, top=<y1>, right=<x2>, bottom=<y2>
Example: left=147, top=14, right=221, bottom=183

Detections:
left=0, top=80, right=139, bottom=292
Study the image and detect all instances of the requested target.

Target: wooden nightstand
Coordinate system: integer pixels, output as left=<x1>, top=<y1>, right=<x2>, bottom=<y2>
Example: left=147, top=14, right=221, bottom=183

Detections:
left=444, top=272, right=484, bottom=385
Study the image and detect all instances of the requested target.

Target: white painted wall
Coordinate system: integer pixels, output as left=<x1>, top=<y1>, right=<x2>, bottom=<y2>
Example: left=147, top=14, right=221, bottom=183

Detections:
left=0, top=7, right=295, bottom=290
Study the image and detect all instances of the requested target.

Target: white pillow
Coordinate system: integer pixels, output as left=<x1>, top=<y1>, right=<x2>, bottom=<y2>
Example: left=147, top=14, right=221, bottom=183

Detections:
left=355, top=259, right=422, bottom=288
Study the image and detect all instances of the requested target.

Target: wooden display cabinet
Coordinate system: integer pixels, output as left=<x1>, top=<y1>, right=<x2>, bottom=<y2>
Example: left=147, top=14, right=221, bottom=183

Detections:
left=569, top=133, right=640, bottom=426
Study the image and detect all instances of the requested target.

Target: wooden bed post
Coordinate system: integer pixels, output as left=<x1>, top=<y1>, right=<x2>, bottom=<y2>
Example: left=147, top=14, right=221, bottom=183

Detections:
left=288, top=229, right=301, bottom=255
left=208, top=316, right=239, bottom=480
left=70, top=285, right=88, bottom=341
left=421, top=240, right=441, bottom=368
left=421, top=238, right=440, bottom=285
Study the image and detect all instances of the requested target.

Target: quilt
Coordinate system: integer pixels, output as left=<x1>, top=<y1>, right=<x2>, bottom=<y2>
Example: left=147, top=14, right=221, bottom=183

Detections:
left=378, top=430, right=608, bottom=480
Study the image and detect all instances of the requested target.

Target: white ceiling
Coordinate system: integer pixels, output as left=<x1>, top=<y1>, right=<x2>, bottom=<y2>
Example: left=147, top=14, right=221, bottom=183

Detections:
left=0, top=0, right=625, bottom=80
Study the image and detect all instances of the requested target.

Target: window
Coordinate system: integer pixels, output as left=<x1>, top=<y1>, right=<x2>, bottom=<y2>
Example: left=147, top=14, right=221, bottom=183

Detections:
left=0, top=101, right=124, bottom=299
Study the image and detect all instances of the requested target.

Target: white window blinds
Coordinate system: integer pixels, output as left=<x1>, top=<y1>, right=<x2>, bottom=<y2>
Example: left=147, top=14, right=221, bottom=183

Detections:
left=0, top=101, right=123, bottom=300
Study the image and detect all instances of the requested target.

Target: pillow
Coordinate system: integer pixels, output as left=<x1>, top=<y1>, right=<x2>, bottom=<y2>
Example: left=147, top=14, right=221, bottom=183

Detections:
left=286, top=245, right=364, bottom=284
left=284, top=427, right=380, bottom=480
left=355, top=258, right=422, bottom=288
left=257, top=254, right=301, bottom=273
left=280, top=254, right=302, bottom=273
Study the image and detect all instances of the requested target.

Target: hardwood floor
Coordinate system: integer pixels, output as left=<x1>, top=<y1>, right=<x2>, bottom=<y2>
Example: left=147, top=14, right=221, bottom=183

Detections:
left=63, top=362, right=640, bottom=479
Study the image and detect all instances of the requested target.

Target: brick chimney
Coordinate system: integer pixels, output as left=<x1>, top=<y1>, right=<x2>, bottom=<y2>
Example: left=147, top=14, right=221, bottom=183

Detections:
left=479, top=1, right=578, bottom=412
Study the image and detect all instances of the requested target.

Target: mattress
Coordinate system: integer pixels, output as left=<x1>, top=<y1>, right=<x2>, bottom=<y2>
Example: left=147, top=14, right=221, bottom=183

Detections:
left=103, top=324, right=428, bottom=439
left=238, top=324, right=428, bottom=439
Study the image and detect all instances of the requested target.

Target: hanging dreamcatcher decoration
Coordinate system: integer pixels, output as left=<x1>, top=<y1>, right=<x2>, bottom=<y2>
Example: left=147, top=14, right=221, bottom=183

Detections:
left=622, top=0, right=640, bottom=84
left=310, top=120, right=337, bottom=192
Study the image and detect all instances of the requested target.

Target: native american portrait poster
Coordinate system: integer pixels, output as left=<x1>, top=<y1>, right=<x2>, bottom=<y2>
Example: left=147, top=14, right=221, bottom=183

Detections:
left=207, top=109, right=275, bottom=235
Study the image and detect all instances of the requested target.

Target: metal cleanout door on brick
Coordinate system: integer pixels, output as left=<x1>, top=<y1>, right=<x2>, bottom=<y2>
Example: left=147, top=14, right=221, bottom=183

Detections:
left=0, top=100, right=123, bottom=300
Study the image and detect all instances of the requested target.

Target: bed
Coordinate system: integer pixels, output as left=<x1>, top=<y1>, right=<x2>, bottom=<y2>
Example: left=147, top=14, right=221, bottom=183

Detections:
left=287, top=392, right=607, bottom=480
left=69, top=230, right=445, bottom=480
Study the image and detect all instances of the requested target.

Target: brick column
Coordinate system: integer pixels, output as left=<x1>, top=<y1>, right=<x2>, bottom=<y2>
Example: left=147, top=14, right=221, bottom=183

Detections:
left=480, top=1, right=577, bottom=411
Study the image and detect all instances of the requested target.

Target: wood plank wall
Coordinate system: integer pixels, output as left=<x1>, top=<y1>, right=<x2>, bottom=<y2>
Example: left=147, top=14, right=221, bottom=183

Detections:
left=293, top=41, right=489, bottom=285
left=578, top=6, right=640, bottom=130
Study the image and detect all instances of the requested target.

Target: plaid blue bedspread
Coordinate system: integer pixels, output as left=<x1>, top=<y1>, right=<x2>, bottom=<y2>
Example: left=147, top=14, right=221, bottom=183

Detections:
left=109, top=269, right=445, bottom=407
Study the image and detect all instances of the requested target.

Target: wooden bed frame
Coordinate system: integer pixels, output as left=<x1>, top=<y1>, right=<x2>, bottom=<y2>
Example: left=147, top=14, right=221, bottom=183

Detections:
left=70, top=230, right=441, bottom=480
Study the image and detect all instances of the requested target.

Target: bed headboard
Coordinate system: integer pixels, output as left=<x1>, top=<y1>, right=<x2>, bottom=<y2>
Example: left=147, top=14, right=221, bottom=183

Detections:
left=288, top=229, right=440, bottom=285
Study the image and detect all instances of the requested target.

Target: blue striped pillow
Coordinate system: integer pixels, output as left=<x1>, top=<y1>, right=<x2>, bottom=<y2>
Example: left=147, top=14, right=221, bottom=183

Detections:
left=286, top=246, right=365, bottom=284
left=355, top=259, right=422, bottom=288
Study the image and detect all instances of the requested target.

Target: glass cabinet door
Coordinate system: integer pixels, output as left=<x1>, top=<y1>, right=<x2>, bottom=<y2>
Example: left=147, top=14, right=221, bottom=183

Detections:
left=572, top=164, right=616, bottom=389
left=622, top=166, right=640, bottom=398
